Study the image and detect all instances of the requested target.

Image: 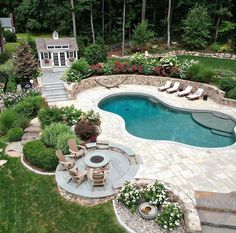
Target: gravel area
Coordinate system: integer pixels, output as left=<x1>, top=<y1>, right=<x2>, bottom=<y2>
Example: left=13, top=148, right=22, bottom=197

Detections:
left=115, top=201, right=187, bottom=233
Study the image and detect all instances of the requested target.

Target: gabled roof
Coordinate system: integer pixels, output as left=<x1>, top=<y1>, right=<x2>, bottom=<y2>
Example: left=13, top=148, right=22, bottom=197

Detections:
left=0, top=18, right=12, bottom=28
left=35, top=37, right=78, bottom=52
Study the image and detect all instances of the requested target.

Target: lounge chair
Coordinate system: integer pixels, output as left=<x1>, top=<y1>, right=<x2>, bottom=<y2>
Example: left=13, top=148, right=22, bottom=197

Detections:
left=178, top=85, right=192, bottom=97
left=167, top=82, right=180, bottom=93
left=67, top=138, right=86, bottom=159
left=68, top=168, right=88, bottom=187
left=158, top=81, right=172, bottom=91
left=187, top=88, right=204, bottom=100
left=90, top=171, right=107, bottom=188
left=55, top=150, right=75, bottom=170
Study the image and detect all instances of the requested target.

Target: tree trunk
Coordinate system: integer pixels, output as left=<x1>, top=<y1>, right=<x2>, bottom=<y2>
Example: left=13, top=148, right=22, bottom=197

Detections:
left=109, top=0, right=112, bottom=42
left=71, top=0, right=77, bottom=38
left=141, top=0, right=146, bottom=22
left=90, top=9, right=96, bottom=44
left=214, top=16, right=220, bottom=42
left=167, top=0, right=171, bottom=48
left=102, top=0, right=105, bottom=40
left=122, top=0, right=126, bottom=56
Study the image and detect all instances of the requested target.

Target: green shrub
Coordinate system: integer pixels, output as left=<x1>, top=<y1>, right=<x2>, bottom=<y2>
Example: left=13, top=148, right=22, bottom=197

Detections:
left=0, top=109, right=17, bottom=134
left=186, top=63, right=201, bottom=81
left=3, top=30, right=17, bottom=42
left=7, top=127, right=24, bottom=142
left=131, top=20, right=154, bottom=48
left=217, top=77, right=236, bottom=92
left=84, top=44, right=107, bottom=65
left=5, top=75, right=17, bottom=92
left=71, top=58, right=90, bottom=73
left=41, top=123, right=70, bottom=147
left=23, top=140, right=58, bottom=171
left=200, top=68, right=215, bottom=84
left=14, top=114, right=30, bottom=129
left=56, top=132, right=79, bottom=154
left=38, top=107, right=63, bottom=128
left=225, top=87, right=236, bottom=100
left=14, top=95, right=44, bottom=118
left=210, top=43, right=222, bottom=52
left=102, top=61, right=114, bottom=75
left=60, top=106, right=81, bottom=125
left=0, top=52, right=10, bottom=64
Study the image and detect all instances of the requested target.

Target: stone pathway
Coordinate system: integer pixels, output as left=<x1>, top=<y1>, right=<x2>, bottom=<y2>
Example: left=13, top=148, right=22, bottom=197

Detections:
left=5, top=142, right=23, bottom=157
left=41, top=71, right=68, bottom=103
left=53, top=84, right=236, bottom=201
left=22, top=118, right=41, bottom=144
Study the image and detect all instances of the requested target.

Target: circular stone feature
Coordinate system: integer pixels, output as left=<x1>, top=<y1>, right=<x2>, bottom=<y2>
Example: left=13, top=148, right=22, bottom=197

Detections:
left=90, top=155, right=104, bottom=163
left=84, top=151, right=110, bottom=168
left=139, top=202, right=158, bottom=220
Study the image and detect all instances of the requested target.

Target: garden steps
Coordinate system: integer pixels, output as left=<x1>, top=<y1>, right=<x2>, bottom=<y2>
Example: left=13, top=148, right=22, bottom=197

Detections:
left=195, top=191, right=236, bottom=232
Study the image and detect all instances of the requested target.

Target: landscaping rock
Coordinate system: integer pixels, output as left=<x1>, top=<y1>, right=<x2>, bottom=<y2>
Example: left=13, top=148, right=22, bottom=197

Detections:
left=5, top=142, right=23, bottom=157
left=0, top=160, right=7, bottom=167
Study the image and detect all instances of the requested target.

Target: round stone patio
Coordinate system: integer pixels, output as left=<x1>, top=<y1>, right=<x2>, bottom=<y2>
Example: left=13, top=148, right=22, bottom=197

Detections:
left=53, top=84, right=236, bottom=200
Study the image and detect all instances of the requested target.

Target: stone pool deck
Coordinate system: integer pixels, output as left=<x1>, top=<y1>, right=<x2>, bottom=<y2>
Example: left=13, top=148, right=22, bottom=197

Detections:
left=52, top=85, right=236, bottom=201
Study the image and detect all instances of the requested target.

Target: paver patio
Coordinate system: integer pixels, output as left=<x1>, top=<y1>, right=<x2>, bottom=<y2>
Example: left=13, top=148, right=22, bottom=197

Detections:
left=53, top=84, right=236, bottom=201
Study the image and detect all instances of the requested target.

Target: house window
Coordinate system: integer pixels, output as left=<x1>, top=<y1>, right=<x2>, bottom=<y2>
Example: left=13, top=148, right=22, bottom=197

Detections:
left=44, top=52, right=49, bottom=59
left=69, top=51, right=74, bottom=58
left=62, top=45, right=69, bottom=49
left=55, top=46, right=61, bottom=49
left=47, top=46, right=54, bottom=49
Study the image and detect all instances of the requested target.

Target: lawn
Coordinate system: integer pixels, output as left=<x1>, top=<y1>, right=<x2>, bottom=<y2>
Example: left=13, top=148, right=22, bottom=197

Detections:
left=0, top=142, right=125, bottom=233
left=177, top=55, right=236, bottom=73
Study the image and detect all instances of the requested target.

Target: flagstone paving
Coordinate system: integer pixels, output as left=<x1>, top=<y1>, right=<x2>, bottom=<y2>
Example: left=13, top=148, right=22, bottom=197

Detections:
left=53, top=84, right=236, bottom=201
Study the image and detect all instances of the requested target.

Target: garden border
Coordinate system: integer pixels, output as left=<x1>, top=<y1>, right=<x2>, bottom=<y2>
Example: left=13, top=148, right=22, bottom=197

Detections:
left=113, top=178, right=202, bottom=233
left=21, top=154, right=55, bottom=176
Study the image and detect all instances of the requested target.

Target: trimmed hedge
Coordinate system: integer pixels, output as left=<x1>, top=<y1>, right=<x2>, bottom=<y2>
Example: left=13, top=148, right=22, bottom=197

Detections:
left=7, top=127, right=24, bottom=142
left=23, top=140, right=58, bottom=171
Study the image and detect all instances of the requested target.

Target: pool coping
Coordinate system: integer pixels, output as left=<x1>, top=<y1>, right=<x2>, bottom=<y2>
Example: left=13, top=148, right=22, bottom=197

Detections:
left=97, top=91, right=236, bottom=151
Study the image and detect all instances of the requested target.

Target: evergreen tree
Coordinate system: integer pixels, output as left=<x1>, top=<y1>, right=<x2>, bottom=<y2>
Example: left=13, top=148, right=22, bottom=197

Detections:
left=14, top=43, right=39, bottom=84
left=183, top=5, right=212, bottom=49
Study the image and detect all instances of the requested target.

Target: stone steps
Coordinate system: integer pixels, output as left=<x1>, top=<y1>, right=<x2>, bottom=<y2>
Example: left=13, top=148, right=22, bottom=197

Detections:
left=195, top=191, right=236, bottom=232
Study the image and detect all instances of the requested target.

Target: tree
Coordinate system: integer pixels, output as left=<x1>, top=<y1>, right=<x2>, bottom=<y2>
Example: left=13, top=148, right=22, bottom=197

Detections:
left=0, top=22, right=4, bottom=53
left=141, top=0, right=146, bottom=21
left=71, top=0, right=77, bottom=38
left=167, top=0, right=172, bottom=48
left=122, top=0, right=126, bottom=56
left=132, top=20, right=154, bottom=48
left=14, top=43, right=39, bottom=84
left=183, top=5, right=212, bottom=49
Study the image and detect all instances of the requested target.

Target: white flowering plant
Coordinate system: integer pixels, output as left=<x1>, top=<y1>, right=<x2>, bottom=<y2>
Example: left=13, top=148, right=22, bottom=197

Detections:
left=142, top=181, right=168, bottom=207
left=118, top=181, right=142, bottom=213
left=179, top=59, right=198, bottom=79
left=156, top=202, right=183, bottom=231
left=160, top=55, right=179, bottom=68
left=79, top=110, right=101, bottom=125
left=129, top=52, right=158, bottom=67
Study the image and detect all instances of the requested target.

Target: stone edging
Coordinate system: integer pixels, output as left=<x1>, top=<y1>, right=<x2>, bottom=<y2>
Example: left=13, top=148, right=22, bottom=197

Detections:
left=21, top=154, right=55, bottom=176
left=65, top=74, right=236, bottom=107
left=113, top=179, right=201, bottom=233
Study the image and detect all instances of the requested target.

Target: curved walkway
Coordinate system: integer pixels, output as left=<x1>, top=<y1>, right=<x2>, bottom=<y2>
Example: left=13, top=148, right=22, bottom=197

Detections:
left=55, top=84, right=236, bottom=200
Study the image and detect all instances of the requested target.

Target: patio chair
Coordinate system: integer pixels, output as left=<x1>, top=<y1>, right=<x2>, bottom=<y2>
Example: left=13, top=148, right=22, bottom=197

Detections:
left=158, top=81, right=172, bottom=91
left=167, top=82, right=180, bottom=93
left=55, top=150, right=75, bottom=170
left=187, top=88, right=204, bottom=100
left=67, top=138, right=86, bottom=159
left=68, top=168, right=88, bottom=187
left=90, top=171, right=107, bottom=188
left=178, top=85, right=192, bottom=97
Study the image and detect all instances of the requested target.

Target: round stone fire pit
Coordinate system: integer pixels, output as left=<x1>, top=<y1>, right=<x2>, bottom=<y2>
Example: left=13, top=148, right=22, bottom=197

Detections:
left=84, top=151, right=110, bottom=168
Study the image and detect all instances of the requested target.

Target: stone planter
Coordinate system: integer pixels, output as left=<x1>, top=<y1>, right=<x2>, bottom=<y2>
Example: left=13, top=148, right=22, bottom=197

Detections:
left=138, top=202, right=158, bottom=220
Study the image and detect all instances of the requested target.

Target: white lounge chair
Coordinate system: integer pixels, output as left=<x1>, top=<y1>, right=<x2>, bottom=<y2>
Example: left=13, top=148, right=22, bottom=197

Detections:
left=178, top=85, right=192, bottom=97
left=187, top=88, right=204, bottom=100
left=167, top=82, right=180, bottom=93
left=158, top=81, right=172, bottom=91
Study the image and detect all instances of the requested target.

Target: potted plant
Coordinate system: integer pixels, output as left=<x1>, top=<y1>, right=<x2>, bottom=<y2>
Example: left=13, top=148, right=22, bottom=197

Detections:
left=44, top=58, right=50, bottom=64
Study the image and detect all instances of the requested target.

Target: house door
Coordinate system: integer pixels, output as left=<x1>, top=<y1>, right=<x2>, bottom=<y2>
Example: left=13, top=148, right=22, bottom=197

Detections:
left=53, top=53, right=59, bottom=66
left=59, top=52, right=66, bottom=66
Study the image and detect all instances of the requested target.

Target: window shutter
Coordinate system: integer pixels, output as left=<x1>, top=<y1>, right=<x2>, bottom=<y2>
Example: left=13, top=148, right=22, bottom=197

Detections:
left=67, top=52, right=69, bottom=58
left=41, top=53, right=44, bottom=59
left=49, top=53, right=51, bottom=59
left=74, top=51, right=76, bottom=58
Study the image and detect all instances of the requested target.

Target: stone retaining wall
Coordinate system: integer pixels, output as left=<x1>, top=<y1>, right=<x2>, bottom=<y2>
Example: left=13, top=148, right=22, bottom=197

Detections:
left=66, top=74, right=236, bottom=107
left=149, top=50, right=236, bottom=60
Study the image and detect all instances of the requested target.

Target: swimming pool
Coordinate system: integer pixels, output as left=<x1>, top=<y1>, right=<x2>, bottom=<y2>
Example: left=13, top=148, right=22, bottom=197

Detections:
left=98, top=94, right=236, bottom=148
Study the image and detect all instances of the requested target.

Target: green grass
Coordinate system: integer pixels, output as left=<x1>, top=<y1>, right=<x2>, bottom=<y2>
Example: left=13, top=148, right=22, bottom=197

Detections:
left=0, top=141, right=125, bottom=233
left=177, top=55, right=236, bottom=73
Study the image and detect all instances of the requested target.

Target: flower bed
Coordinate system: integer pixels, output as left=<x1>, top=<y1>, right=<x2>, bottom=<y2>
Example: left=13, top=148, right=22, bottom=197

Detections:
left=114, top=179, right=201, bottom=233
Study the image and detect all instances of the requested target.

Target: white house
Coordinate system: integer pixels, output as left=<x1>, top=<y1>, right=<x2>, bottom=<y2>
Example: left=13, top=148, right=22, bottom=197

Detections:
left=36, top=31, right=79, bottom=70
left=0, top=17, right=15, bottom=32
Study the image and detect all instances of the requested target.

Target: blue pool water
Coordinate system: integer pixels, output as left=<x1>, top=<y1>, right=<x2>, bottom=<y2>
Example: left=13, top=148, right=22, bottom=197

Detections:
left=99, top=94, right=236, bottom=148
